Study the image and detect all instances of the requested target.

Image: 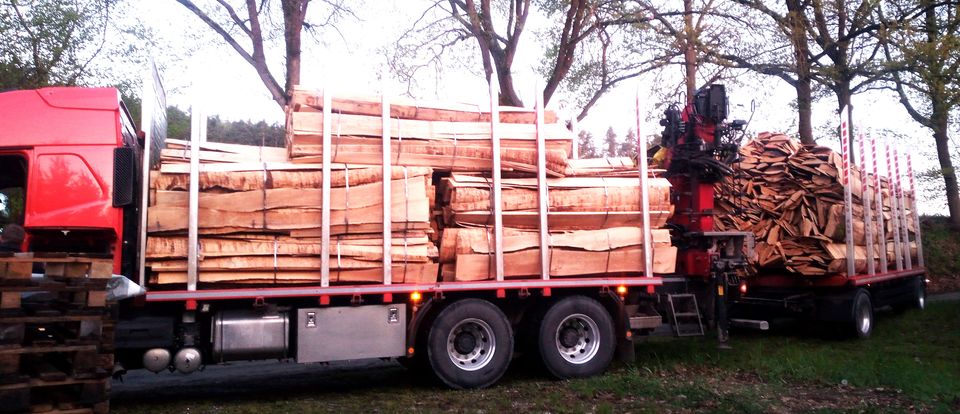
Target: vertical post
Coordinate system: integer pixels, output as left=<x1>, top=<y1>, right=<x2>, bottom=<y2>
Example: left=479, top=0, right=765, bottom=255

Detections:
left=138, top=59, right=166, bottom=287
left=489, top=76, right=505, bottom=282
left=186, top=99, right=204, bottom=292
left=570, top=116, right=579, bottom=160
left=886, top=138, right=904, bottom=271
left=869, top=132, right=888, bottom=272
left=839, top=106, right=856, bottom=277
left=381, top=72, right=393, bottom=285
left=893, top=145, right=912, bottom=269
left=858, top=130, right=875, bottom=275
left=906, top=153, right=925, bottom=267
left=320, top=84, right=332, bottom=287
left=534, top=82, right=551, bottom=281
left=636, top=88, right=653, bottom=280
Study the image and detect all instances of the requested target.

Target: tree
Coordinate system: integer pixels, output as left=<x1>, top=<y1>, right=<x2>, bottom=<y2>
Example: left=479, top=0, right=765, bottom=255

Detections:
left=882, top=0, right=960, bottom=228
left=619, top=127, right=637, bottom=157
left=603, top=126, right=619, bottom=156
left=395, top=1, right=674, bottom=119
left=713, top=1, right=817, bottom=143
left=174, top=0, right=354, bottom=109
left=0, top=0, right=117, bottom=90
left=577, top=130, right=600, bottom=157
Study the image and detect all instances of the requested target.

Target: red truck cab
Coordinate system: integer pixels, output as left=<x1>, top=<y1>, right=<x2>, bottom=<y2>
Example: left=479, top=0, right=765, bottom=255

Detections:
left=0, top=87, right=139, bottom=275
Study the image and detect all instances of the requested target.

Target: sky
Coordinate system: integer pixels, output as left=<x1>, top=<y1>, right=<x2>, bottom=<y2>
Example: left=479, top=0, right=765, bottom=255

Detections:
left=131, top=0, right=952, bottom=215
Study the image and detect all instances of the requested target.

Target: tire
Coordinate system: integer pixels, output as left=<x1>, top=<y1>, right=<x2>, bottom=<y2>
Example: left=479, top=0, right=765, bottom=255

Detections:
left=426, top=299, right=513, bottom=389
left=537, top=296, right=615, bottom=379
left=893, top=277, right=926, bottom=313
left=909, top=277, right=926, bottom=311
left=849, top=289, right=874, bottom=339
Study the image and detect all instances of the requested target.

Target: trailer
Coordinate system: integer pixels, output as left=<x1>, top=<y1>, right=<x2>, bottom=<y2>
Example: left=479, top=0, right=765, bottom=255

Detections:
left=0, top=65, right=926, bottom=412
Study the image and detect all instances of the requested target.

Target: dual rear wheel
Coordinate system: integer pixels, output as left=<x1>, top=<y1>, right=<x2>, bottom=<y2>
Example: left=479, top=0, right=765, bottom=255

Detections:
left=423, top=296, right=617, bottom=389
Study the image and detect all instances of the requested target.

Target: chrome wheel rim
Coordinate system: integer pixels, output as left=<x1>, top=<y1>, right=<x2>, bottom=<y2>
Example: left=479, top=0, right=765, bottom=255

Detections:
left=555, top=313, right=600, bottom=364
left=447, top=318, right=495, bottom=371
left=858, top=301, right=871, bottom=334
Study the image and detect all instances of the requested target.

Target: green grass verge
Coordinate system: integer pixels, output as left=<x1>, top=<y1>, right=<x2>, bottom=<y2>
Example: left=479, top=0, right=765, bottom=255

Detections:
left=922, top=216, right=960, bottom=292
left=113, top=302, right=959, bottom=414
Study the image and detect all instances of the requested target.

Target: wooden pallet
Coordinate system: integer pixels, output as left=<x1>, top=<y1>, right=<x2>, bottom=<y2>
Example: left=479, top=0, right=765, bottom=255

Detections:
left=0, top=254, right=114, bottom=414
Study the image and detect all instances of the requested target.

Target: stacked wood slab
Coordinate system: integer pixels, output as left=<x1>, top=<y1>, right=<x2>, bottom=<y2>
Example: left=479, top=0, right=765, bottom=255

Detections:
left=437, top=172, right=676, bottom=281
left=715, top=132, right=918, bottom=276
left=146, top=140, right=438, bottom=286
left=143, top=88, right=676, bottom=288
left=286, top=86, right=573, bottom=175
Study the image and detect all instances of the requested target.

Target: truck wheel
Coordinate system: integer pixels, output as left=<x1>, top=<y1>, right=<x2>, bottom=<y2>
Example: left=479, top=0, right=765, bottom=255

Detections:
left=849, top=289, right=874, bottom=339
left=909, top=277, right=926, bottom=311
left=426, top=299, right=513, bottom=389
left=537, top=296, right=615, bottom=379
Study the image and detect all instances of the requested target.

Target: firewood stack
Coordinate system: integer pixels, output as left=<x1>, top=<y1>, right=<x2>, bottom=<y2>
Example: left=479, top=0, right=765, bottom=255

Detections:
left=715, top=132, right=918, bottom=276
left=143, top=88, right=677, bottom=288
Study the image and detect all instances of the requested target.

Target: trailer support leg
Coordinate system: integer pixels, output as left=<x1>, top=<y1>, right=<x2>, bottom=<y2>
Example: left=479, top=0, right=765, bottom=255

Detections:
left=715, top=272, right=731, bottom=349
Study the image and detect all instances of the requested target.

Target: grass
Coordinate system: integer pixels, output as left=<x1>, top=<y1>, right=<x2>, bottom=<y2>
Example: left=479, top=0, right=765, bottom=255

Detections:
left=922, top=216, right=960, bottom=293
left=112, top=301, right=960, bottom=414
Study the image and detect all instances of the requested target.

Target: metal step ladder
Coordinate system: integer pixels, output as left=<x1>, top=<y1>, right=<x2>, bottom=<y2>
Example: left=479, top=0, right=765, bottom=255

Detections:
left=666, top=293, right=705, bottom=337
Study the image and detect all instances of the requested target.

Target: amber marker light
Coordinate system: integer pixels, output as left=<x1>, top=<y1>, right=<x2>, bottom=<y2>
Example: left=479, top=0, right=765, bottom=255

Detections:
left=739, top=282, right=748, bottom=295
left=410, top=291, right=422, bottom=302
left=616, top=285, right=628, bottom=295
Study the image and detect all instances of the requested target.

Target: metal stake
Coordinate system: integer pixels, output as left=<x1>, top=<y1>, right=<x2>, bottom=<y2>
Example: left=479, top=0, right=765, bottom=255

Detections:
left=489, top=76, right=505, bottom=282
left=858, top=129, right=875, bottom=275
left=636, top=88, right=653, bottom=279
left=534, top=82, right=551, bottom=280
left=839, top=106, right=856, bottom=277
left=886, top=138, right=904, bottom=271
left=905, top=153, right=925, bottom=267
left=320, top=84, right=332, bottom=287
left=382, top=72, right=393, bottom=285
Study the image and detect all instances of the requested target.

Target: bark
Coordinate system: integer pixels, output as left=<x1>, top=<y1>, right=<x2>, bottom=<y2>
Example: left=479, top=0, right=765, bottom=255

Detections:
left=785, top=0, right=814, bottom=144
left=281, top=0, right=308, bottom=102
left=795, top=79, right=813, bottom=145
left=683, top=0, right=697, bottom=100
left=933, top=112, right=960, bottom=229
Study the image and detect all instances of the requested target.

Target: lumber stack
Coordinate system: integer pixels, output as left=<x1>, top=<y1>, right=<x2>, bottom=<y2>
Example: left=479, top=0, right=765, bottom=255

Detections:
left=715, top=132, right=918, bottom=276
left=286, top=86, right=574, bottom=175
left=437, top=170, right=676, bottom=281
left=146, top=141, right=438, bottom=286
left=143, top=88, right=678, bottom=288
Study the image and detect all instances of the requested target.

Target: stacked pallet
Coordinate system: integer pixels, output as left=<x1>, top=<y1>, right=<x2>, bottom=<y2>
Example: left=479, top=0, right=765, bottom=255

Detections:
left=286, top=87, right=574, bottom=175
left=437, top=171, right=676, bottom=281
left=715, top=132, right=917, bottom=276
left=0, top=254, right=114, bottom=414
left=146, top=141, right=438, bottom=286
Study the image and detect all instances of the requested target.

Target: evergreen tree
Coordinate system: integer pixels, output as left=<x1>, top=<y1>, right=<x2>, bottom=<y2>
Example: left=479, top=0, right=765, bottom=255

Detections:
left=603, top=127, right=619, bottom=157
left=577, top=130, right=599, bottom=158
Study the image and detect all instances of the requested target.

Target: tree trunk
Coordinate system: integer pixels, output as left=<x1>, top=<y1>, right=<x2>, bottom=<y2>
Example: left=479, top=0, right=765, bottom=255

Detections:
left=683, top=0, right=697, bottom=100
left=281, top=0, right=306, bottom=105
left=933, top=114, right=960, bottom=229
left=796, top=78, right=814, bottom=144
left=785, top=0, right=814, bottom=144
left=836, top=81, right=854, bottom=164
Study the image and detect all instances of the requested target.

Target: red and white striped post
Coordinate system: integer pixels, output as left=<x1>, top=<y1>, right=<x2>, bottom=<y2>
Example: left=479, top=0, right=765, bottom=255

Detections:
left=869, top=131, right=888, bottom=272
left=858, top=129, right=875, bottom=275
left=906, top=153, right=925, bottom=267
left=885, top=138, right=904, bottom=271
left=636, top=87, right=654, bottom=294
left=893, top=145, right=912, bottom=269
left=839, top=107, right=856, bottom=277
